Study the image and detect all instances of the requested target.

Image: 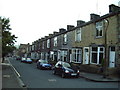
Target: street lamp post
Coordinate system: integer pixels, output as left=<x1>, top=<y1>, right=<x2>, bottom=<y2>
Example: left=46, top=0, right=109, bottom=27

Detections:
left=103, top=19, right=109, bottom=78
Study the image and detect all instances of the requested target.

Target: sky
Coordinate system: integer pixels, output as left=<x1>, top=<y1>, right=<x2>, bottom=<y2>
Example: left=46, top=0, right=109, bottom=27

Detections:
left=1, top=0, right=120, bottom=46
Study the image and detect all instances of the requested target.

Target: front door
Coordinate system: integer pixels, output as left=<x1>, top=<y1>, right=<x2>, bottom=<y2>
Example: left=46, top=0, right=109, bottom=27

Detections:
left=109, top=46, right=115, bottom=68
left=83, top=47, right=89, bottom=64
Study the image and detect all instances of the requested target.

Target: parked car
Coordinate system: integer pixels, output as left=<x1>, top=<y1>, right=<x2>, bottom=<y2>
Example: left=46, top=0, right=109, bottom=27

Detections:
left=21, top=57, right=26, bottom=62
left=53, top=61, right=80, bottom=78
left=21, top=57, right=32, bottom=64
left=16, top=56, right=21, bottom=60
left=25, top=58, right=33, bottom=64
left=37, top=60, right=52, bottom=70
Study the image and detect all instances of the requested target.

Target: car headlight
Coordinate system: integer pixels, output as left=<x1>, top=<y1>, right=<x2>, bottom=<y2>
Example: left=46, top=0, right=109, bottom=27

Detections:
left=65, top=70, right=69, bottom=73
left=77, top=70, right=80, bottom=73
left=42, top=64, right=45, bottom=67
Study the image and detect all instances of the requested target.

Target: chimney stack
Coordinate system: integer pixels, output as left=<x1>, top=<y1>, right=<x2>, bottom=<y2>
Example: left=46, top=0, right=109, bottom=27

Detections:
left=90, top=14, right=100, bottom=20
left=59, top=28, right=66, bottom=33
left=119, top=1, right=120, bottom=7
left=77, top=20, right=85, bottom=26
left=67, top=25, right=75, bottom=30
left=109, top=4, right=120, bottom=13
left=53, top=31, right=59, bottom=35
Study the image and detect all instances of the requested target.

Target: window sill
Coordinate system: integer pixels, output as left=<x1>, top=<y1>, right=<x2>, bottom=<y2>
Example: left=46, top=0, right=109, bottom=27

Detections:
left=71, top=61, right=81, bottom=64
left=63, top=43, right=67, bottom=45
left=95, top=36, right=103, bottom=38
left=75, top=41, right=81, bottom=43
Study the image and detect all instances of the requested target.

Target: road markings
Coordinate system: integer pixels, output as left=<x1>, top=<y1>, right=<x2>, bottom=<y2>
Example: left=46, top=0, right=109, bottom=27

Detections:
left=1, top=63, right=11, bottom=66
left=48, top=79, right=56, bottom=82
left=3, top=75, right=10, bottom=78
left=7, top=57, right=27, bottom=87
left=7, top=58, right=21, bottom=77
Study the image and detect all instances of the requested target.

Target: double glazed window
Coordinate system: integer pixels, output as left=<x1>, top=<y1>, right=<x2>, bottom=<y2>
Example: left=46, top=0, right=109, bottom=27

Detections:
left=91, top=47, right=104, bottom=64
left=54, top=37, right=57, bottom=47
left=47, top=39, right=50, bottom=48
left=96, top=21, right=103, bottom=37
left=72, top=49, right=82, bottom=63
left=61, top=51, right=67, bottom=62
left=75, top=28, right=81, bottom=42
left=42, top=41, right=44, bottom=49
left=63, top=34, right=67, bottom=44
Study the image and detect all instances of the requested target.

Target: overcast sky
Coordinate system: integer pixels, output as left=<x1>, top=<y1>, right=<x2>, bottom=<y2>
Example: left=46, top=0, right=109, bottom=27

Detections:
left=1, top=0, right=119, bottom=45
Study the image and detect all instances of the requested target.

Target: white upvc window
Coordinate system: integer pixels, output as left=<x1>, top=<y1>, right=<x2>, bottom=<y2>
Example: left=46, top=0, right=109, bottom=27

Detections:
left=61, top=51, right=67, bottom=62
left=96, top=21, right=103, bottom=37
left=72, top=49, right=82, bottom=63
left=75, top=28, right=81, bottom=42
left=63, top=34, right=67, bottom=44
left=32, top=45, right=35, bottom=51
left=47, top=39, right=50, bottom=48
left=42, top=41, right=44, bottom=49
left=90, top=47, right=104, bottom=64
left=54, top=37, right=57, bottom=47
left=39, top=43, right=41, bottom=49
left=41, top=52, right=44, bottom=60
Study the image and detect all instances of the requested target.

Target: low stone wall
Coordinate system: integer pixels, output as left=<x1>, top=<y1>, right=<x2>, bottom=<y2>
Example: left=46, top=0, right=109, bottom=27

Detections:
left=78, top=64, right=101, bottom=74
left=77, top=64, right=119, bottom=76
left=107, top=68, right=118, bottom=75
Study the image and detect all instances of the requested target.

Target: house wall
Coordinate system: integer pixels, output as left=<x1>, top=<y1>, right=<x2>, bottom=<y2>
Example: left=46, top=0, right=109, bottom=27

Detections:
left=70, top=13, right=120, bottom=74
left=23, top=5, right=120, bottom=75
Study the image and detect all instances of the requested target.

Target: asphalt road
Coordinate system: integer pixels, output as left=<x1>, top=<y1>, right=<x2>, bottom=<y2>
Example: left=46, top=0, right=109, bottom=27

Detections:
left=9, top=57, right=119, bottom=88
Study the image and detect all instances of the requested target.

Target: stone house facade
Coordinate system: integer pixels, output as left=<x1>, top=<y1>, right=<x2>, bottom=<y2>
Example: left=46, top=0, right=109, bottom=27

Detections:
left=25, top=4, right=120, bottom=75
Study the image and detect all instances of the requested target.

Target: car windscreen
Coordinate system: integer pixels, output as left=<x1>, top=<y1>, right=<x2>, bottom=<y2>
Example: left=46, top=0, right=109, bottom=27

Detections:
left=41, top=60, right=48, bottom=64
left=62, top=62, right=71, bottom=68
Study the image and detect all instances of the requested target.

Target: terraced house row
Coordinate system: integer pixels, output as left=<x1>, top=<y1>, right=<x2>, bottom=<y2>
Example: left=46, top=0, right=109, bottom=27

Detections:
left=22, top=4, right=120, bottom=75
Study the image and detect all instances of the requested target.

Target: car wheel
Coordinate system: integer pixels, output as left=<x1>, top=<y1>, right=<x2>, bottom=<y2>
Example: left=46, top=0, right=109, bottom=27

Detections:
left=61, top=73, right=65, bottom=78
left=53, top=70, right=56, bottom=75
left=37, top=66, right=39, bottom=69
left=76, top=75, right=79, bottom=78
left=40, top=66, right=42, bottom=70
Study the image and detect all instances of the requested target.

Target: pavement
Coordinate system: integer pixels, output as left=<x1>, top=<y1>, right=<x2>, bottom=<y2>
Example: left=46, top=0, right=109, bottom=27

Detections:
left=80, top=72, right=120, bottom=82
left=1, top=57, right=120, bottom=89
left=1, top=58, right=27, bottom=90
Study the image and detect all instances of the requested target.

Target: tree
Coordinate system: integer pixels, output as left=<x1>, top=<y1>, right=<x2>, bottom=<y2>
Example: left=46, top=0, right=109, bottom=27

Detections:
left=1, top=17, right=17, bottom=62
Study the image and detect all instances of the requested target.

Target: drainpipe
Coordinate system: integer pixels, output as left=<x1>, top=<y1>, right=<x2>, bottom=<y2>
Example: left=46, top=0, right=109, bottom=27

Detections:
left=103, top=18, right=109, bottom=78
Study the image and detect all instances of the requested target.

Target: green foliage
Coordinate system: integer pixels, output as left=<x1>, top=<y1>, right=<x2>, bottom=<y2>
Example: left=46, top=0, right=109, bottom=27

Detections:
left=1, top=17, right=17, bottom=57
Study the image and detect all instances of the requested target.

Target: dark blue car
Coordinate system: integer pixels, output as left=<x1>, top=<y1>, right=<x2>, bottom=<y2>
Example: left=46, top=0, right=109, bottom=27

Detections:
left=53, top=61, right=80, bottom=78
left=37, top=60, right=52, bottom=70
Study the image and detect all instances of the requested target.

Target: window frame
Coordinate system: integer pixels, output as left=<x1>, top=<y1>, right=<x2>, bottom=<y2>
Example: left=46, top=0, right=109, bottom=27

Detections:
left=54, top=37, right=58, bottom=47
left=95, top=21, right=103, bottom=38
left=72, top=49, right=82, bottom=63
left=42, top=41, right=44, bottom=49
left=63, top=34, right=67, bottom=44
left=75, top=28, right=81, bottom=42
left=90, top=47, right=104, bottom=64
left=47, top=39, right=50, bottom=48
